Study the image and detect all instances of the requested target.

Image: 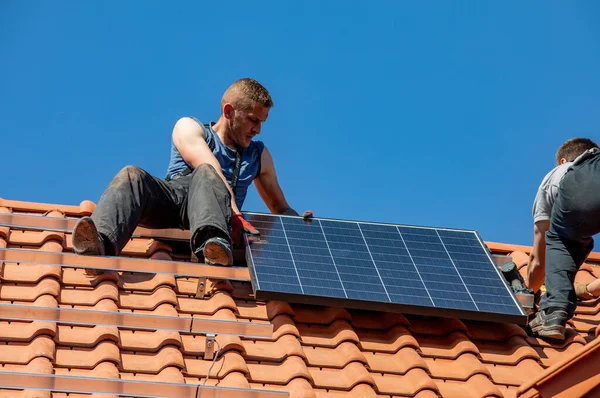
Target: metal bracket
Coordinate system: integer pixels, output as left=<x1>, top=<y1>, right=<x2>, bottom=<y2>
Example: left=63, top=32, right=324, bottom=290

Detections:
left=205, top=333, right=216, bottom=360
left=195, top=277, right=207, bottom=299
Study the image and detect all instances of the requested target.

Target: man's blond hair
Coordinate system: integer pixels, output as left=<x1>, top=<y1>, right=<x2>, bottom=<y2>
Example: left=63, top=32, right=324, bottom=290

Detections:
left=221, top=78, right=273, bottom=112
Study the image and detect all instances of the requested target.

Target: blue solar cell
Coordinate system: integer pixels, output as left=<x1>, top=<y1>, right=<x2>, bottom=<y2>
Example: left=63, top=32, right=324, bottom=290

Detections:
left=244, top=213, right=526, bottom=323
left=320, top=220, right=389, bottom=302
left=281, top=217, right=346, bottom=299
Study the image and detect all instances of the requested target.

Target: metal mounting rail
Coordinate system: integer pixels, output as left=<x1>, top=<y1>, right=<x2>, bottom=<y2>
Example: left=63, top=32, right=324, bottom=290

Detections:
left=0, top=303, right=273, bottom=338
left=0, top=372, right=288, bottom=398
left=0, top=212, right=190, bottom=241
left=0, top=248, right=251, bottom=281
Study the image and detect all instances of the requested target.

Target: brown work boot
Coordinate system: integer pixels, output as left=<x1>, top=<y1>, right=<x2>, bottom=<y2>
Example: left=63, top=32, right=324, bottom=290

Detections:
left=72, top=216, right=105, bottom=276
left=198, top=237, right=233, bottom=266
left=575, top=283, right=596, bottom=300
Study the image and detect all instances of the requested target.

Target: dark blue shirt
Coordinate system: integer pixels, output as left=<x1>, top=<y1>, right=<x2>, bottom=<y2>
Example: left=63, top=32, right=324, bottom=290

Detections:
left=166, top=118, right=265, bottom=209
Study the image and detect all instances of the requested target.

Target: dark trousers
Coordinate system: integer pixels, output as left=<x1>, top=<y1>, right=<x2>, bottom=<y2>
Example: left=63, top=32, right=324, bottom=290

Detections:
left=540, top=152, right=600, bottom=318
left=90, top=164, right=232, bottom=256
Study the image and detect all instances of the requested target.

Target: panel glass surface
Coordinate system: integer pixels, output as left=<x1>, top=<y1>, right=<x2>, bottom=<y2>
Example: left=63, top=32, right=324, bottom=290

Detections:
left=244, top=213, right=526, bottom=322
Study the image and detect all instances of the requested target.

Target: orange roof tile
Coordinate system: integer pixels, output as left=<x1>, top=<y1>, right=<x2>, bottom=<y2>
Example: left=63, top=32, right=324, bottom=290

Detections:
left=0, top=198, right=599, bottom=397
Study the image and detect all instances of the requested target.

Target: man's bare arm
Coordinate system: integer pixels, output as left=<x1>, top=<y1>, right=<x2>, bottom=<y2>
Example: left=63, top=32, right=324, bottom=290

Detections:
left=527, top=220, right=550, bottom=292
left=254, top=147, right=297, bottom=215
left=172, top=117, right=241, bottom=214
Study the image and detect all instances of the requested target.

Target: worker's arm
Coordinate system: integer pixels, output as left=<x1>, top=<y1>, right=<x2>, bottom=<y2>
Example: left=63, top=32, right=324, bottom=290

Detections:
left=172, top=117, right=241, bottom=215
left=254, top=147, right=298, bottom=215
left=527, top=220, right=550, bottom=292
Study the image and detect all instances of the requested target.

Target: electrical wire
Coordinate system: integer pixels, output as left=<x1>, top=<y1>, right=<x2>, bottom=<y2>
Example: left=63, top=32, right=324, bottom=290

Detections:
left=202, top=339, right=222, bottom=386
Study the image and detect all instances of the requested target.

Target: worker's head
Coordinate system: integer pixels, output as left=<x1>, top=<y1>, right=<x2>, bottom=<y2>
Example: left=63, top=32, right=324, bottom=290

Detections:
left=556, top=138, right=599, bottom=166
left=221, top=78, right=273, bottom=148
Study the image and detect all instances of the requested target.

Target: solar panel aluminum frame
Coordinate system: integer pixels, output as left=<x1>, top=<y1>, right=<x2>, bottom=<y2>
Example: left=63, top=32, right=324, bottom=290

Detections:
left=243, top=212, right=528, bottom=325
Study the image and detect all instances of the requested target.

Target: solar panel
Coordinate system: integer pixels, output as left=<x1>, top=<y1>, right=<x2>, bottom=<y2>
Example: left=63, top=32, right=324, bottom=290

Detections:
left=244, top=213, right=527, bottom=324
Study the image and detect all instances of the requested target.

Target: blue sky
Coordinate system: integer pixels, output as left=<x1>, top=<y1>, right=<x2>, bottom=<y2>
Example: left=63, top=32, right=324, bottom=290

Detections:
left=1, top=1, right=599, bottom=246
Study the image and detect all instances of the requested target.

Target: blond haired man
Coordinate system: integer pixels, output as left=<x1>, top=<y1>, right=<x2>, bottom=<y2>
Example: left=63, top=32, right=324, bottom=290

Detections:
left=73, top=78, right=307, bottom=268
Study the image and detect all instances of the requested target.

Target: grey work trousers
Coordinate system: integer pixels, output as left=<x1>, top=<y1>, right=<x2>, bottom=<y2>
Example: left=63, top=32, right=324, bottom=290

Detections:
left=90, top=164, right=232, bottom=256
left=540, top=152, right=600, bottom=318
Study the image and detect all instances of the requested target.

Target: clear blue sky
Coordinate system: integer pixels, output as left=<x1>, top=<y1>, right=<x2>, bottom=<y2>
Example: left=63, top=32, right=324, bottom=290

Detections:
left=2, top=1, right=599, bottom=246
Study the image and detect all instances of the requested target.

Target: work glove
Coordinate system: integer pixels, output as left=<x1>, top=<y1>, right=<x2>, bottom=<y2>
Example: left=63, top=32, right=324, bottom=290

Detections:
left=231, top=213, right=260, bottom=245
left=302, top=210, right=313, bottom=225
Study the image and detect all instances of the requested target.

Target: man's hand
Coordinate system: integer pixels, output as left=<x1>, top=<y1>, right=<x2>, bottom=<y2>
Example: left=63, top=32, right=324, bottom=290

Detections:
left=302, top=210, right=313, bottom=225
left=231, top=213, right=260, bottom=245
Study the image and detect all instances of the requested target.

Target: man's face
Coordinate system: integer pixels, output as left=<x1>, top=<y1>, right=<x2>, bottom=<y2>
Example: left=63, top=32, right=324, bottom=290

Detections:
left=230, top=103, right=270, bottom=148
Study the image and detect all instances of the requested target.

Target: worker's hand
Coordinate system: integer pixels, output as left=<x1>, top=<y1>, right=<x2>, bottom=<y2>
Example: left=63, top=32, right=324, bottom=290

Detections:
left=231, top=213, right=260, bottom=245
left=302, top=210, right=313, bottom=225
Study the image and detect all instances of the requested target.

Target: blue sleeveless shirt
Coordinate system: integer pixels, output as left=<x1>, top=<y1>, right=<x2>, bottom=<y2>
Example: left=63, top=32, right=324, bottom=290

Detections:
left=166, top=118, right=265, bottom=209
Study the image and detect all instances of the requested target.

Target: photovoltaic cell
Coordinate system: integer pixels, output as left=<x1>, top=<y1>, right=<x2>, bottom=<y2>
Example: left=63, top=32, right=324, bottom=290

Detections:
left=244, top=213, right=527, bottom=324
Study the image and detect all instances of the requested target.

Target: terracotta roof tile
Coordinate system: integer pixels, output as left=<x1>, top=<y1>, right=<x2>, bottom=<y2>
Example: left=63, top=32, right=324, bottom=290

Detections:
left=272, top=314, right=301, bottom=339
left=119, top=286, right=178, bottom=310
left=347, top=309, right=409, bottom=330
left=266, top=300, right=295, bottom=319
left=485, top=358, right=544, bottom=387
left=436, top=374, right=503, bottom=398
left=365, top=346, right=427, bottom=374
left=308, top=361, right=373, bottom=390
left=1, top=262, right=62, bottom=284
left=54, top=395, right=119, bottom=398
left=297, top=320, right=359, bottom=347
left=0, top=320, right=56, bottom=342
left=292, top=305, right=351, bottom=325
left=415, top=331, right=479, bottom=359
left=237, top=299, right=269, bottom=320
left=119, top=329, right=182, bottom=351
left=56, top=325, right=119, bottom=347
left=314, top=384, right=379, bottom=398
left=304, top=341, right=366, bottom=368
left=120, top=272, right=177, bottom=291
left=407, top=316, right=468, bottom=336
left=0, top=198, right=95, bottom=215
left=55, top=341, right=121, bottom=369
left=248, top=355, right=310, bottom=384
left=54, top=360, right=120, bottom=378
left=121, top=345, right=184, bottom=373
left=259, top=378, right=316, bottom=398
left=425, top=352, right=491, bottom=381
left=59, top=281, right=119, bottom=305
left=0, top=336, right=55, bottom=364
left=568, top=313, right=600, bottom=335
left=177, top=291, right=237, bottom=315
left=218, top=370, right=251, bottom=388
left=475, top=335, right=540, bottom=365
left=414, top=390, right=444, bottom=398
left=0, top=278, right=60, bottom=301
left=3, top=199, right=600, bottom=397
left=119, top=238, right=173, bottom=256
left=181, top=333, right=244, bottom=356
left=1, top=356, right=54, bottom=373
left=244, top=334, right=305, bottom=362
left=371, top=369, right=438, bottom=396
left=0, top=390, right=51, bottom=398
left=463, top=320, right=527, bottom=342
left=532, top=340, right=587, bottom=367
left=186, top=351, right=250, bottom=378
left=356, top=325, right=419, bottom=353
left=175, top=277, right=234, bottom=297
left=0, top=207, right=10, bottom=241
left=7, top=230, right=65, bottom=247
